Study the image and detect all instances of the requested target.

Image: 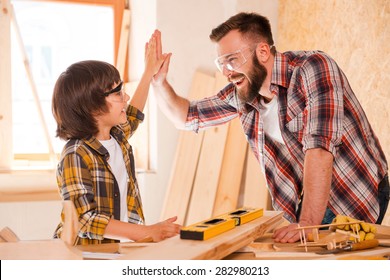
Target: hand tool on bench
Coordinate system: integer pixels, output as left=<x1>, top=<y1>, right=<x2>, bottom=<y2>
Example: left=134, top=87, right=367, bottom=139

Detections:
left=316, top=239, right=379, bottom=255
left=180, top=207, right=263, bottom=240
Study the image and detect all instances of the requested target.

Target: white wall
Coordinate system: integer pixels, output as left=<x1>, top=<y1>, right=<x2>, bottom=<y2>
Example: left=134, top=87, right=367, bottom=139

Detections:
left=0, top=201, right=62, bottom=240
left=130, top=0, right=278, bottom=224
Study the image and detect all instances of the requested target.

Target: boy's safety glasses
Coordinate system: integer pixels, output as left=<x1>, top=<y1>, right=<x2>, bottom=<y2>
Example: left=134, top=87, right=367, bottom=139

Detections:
left=104, top=81, right=125, bottom=102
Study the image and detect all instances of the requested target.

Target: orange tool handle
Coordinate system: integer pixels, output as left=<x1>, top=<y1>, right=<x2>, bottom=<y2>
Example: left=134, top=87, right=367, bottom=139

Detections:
left=351, top=239, right=379, bottom=251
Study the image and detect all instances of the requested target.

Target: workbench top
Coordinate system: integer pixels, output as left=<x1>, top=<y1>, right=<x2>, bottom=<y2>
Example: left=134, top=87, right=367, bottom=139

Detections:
left=225, top=234, right=390, bottom=260
left=1, top=211, right=390, bottom=260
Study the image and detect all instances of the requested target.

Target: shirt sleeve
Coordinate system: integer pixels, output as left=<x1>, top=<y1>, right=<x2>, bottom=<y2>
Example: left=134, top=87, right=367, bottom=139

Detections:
left=300, top=52, right=344, bottom=156
left=185, top=84, right=238, bottom=133
left=58, top=150, right=111, bottom=241
left=121, top=105, right=145, bottom=139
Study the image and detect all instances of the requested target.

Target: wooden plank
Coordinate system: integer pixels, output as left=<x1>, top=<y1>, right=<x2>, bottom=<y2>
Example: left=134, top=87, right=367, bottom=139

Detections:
left=184, top=124, right=229, bottom=225
left=116, top=8, right=131, bottom=79
left=0, top=227, right=20, bottom=242
left=120, top=211, right=284, bottom=260
left=242, top=149, right=272, bottom=209
left=185, top=72, right=230, bottom=225
left=320, top=247, right=390, bottom=260
left=372, top=224, right=390, bottom=239
left=212, top=118, right=248, bottom=216
left=76, top=241, right=154, bottom=254
left=0, top=239, right=82, bottom=260
left=378, top=239, right=390, bottom=247
left=212, top=71, right=247, bottom=216
left=160, top=71, right=215, bottom=224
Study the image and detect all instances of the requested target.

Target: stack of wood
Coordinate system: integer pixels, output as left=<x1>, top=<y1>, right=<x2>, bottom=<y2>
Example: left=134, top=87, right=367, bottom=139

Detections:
left=161, top=71, right=272, bottom=226
left=0, top=227, right=19, bottom=242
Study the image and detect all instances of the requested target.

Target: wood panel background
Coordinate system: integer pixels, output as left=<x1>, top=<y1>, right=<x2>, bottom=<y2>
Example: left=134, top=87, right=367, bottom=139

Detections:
left=278, top=0, right=390, bottom=225
left=278, top=0, right=389, bottom=162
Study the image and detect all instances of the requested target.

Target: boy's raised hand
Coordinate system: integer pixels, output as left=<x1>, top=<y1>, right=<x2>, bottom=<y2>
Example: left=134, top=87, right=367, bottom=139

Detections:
left=144, top=30, right=168, bottom=79
left=148, top=30, right=171, bottom=86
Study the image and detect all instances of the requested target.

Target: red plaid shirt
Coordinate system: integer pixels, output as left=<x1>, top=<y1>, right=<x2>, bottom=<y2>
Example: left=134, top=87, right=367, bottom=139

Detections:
left=186, top=51, right=388, bottom=223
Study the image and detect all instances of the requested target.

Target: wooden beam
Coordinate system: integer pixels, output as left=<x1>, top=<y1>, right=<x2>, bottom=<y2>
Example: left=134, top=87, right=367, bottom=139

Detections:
left=0, top=239, right=82, bottom=260
left=212, top=118, right=248, bottom=216
left=0, top=227, right=20, bottom=242
left=184, top=72, right=230, bottom=225
left=160, top=71, right=215, bottom=224
left=112, top=0, right=127, bottom=80
left=242, top=148, right=272, bottom=209
left=185, top=123, right=229, bottom=225
left=116, top=8, right=131, bottom=79
left=373, top=224, right=390, bottom=239
left=212, top=70, right=247, bottom=216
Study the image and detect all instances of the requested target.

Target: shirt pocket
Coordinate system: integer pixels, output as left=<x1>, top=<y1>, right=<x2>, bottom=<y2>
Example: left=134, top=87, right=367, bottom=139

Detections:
left=285, top=110, right=305, bottom=143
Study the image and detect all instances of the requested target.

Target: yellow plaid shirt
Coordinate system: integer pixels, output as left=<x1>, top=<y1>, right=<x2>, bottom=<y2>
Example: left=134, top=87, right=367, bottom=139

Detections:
left=54, top=105, right=145, bottom=245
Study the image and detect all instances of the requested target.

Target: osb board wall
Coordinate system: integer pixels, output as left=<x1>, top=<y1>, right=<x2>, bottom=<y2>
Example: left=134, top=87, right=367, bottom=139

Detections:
left=277, top=0, right=390, bottom=224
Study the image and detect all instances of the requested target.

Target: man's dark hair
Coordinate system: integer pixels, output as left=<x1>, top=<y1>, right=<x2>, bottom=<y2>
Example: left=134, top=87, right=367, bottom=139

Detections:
left=210, top=12, right=274, bottom=47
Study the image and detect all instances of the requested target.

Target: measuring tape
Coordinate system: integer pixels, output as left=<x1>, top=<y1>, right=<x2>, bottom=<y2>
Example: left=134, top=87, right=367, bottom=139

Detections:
left=180, top=207, right=263, bottom=241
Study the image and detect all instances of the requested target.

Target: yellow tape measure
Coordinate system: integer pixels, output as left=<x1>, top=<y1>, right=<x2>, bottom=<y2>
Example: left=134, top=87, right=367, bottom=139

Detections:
left=180, top=207, right=263, bottom=241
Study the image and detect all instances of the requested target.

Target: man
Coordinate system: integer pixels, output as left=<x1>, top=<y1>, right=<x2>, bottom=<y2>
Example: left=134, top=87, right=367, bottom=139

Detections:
left=152, top=13, right=389, bottom=243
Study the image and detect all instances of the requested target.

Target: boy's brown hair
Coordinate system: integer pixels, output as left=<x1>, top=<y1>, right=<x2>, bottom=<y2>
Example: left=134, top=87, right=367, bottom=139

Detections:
left=52, top=60, right=120, bottom=140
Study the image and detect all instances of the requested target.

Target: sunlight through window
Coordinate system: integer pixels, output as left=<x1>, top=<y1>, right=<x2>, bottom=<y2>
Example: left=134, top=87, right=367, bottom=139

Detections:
left=11, top=0, right=114, bottom=167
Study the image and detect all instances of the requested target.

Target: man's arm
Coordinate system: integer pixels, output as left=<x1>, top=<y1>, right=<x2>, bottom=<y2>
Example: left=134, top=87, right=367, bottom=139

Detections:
left=273, top=148, right=333, bottom=243
left=130, top=30, right=171, bottom=113
left=300, top=148, right=333, bottom=224
left=152, top=72, right=190, bottom=129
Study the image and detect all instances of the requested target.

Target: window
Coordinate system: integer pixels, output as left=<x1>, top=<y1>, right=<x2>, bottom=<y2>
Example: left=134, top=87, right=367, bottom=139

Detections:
left=0, top=0, right=146, bottom=172
left=12, top=0, right=114, bottom=165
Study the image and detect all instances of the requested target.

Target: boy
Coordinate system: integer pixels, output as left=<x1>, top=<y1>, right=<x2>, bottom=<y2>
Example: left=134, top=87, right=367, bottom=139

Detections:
left=52, top=31, right=180, bottom=245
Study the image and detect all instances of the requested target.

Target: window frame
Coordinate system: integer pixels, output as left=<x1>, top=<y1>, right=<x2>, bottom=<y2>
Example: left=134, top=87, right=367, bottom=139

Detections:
left=0, top=0, right=130, bottom=171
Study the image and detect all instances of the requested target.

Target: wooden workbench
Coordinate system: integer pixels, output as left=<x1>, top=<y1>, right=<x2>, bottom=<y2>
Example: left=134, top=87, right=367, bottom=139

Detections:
left=225, top=233, right=390, bottom=260
left=0, top=239, right=82, bottom=260
left=1, top=211, right=390, bottom=260
left=0, top=210, right=283, bottom=260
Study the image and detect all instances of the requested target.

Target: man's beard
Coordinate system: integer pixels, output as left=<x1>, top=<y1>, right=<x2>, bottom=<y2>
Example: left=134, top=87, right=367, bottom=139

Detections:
left=234, top=54, right=267, bottom=103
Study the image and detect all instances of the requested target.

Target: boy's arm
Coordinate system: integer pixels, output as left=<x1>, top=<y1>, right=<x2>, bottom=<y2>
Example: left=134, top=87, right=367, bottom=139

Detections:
left=104, top=216, right=180, bottom=242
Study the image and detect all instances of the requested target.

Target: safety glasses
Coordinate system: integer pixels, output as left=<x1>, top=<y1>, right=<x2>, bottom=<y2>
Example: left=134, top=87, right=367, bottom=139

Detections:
left=214, top=43, right=273, bottom=72
left=104, top=81, right=125, bottom=102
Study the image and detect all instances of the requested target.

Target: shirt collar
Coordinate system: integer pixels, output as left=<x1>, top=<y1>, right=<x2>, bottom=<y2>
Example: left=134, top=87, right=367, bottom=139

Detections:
left=234, top=91, right=262, bottom=114
left=83, top=126, right=124, bottom=157
left=270, top=52, right=290, bottom=89
left=84, top=135, right=107, bottom=156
